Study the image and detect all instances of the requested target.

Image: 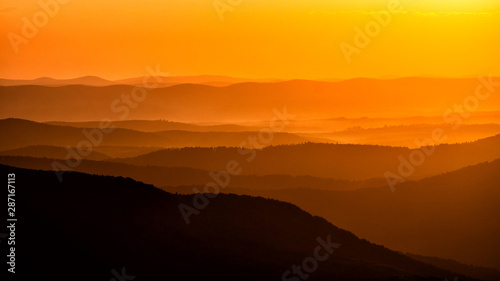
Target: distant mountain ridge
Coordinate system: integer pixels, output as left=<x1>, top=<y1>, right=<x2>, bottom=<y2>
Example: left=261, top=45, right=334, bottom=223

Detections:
left=0, top=118, right=307, bottom=150
left=0, top=75, right=283, bottom=87
left=46, top=120, right=500, bottom=148
left=46, top=119, right=260, bottom=133
left=114, top=134, right=500, bottom=181
left=2, top=77, right=500, bottom=122
left=2, top=118, right=500, bottom=181
left=0, top=155, right=386, bottom=191
left=0, top=76, right=112, bottom=86
left=0, top=145, right=111, bottom=160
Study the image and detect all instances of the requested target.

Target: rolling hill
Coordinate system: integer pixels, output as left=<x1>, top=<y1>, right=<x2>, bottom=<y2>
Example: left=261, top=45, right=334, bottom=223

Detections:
left=306, top=123, right=500, bottom=148
left=0, top=156, right=385, bottom=191
left=0, top=145, right=165, bottom=159
left=236, top=112, right=500, bottom=133
left=115, top=135, right=500, bottom=181
left=46, top=119, right=259, bottom=133
left=0, top=76, right=113, bottom=86
left=0, top=145, right=111, bottom=161
left=0, top=75, right=282, bottom=87
left=1, top=78, right=499, bottom=122
left=171, top=159, right=500, bottom=270
left=405, top=253, right=500, bottom=281
left=0, top=119, right=307, bottom=151
left=45, top=120, right=500, bottom=148
left=0, top=164, right=467, bottom=281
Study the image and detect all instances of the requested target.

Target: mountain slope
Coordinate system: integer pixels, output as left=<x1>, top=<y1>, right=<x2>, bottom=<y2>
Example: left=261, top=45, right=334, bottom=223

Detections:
left=116, top=135, right=500, bottom=181
left=405, top=253, right=500, bottom=281
left=183, top=159, right=500, bottom=270
left=0, top=119, right=307, bottom=150
left=0, top=156, right=385, bottom=191
left=0, top=145, right=111, bottom=160
left=0, top=164, right=466, bottom=281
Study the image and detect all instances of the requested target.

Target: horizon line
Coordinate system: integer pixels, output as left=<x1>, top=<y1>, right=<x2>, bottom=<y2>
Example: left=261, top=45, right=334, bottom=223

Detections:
left=1, top=74, right=498, bottom=82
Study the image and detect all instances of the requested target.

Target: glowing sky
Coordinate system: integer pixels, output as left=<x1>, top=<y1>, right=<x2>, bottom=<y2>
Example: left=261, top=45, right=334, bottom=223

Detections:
left=1, top=0, right=500, bottom=79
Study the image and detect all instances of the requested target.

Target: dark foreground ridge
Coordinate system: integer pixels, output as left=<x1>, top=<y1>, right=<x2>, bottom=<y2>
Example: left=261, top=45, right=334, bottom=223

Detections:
left=0, top=165, right=475, bottom=281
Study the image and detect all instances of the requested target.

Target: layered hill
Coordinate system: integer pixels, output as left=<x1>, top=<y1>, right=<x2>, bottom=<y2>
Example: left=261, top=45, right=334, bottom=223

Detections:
left=0, top=145, right=163, bottom=159
left=1, top=78, right=499, bottom=122
left=237, top=112, right=500, bottom=133
left=115, top=135, right=500, bottom=181
left=0, top=164, right=466, bottom=281
left=47, top=120, right=259, bottom=133
left=0, top=119, right=306, bottom=150
left=45, top=120, right=500, bottom=148
left=0, top=76, right=113, bottom=86
left=175, top=159, right=500, bottom=270
left=0, top=75, right=281, bottom=87
left=405, top=253, right=500, bottom=281
left=308, top=123, right=500, bottom=148
left=0, top=145, right=111, bottom=160
left=0, top=156, right=385, bottom=191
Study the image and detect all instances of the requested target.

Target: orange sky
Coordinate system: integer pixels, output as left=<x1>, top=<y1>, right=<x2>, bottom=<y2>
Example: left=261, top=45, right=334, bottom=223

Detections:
left=1, top=0, right=500, bottom=80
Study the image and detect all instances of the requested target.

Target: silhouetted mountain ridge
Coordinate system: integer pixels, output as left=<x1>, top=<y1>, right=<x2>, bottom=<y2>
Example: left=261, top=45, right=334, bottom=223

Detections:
left=179, top=159, right=500, bottom=271
left=47, top=119, right=257, bottom=132
left=0, top=145, right=111, bottom=160
left=2, top=77, right=499, bottom=121
left=0, top=164, right=470, bottom=281
left=0, top=118, right=307, bottom=150
left=0, top=155, right=386, bottom=191
left=405, top=253, right=500, bottom=281
left=115, top=135, right=500, bottom=180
